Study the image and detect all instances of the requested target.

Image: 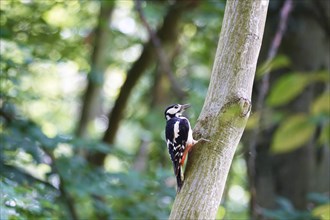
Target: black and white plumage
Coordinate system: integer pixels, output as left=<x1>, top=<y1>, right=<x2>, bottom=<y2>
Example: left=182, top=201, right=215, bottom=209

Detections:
left=164, top=104, right=197, bottom=192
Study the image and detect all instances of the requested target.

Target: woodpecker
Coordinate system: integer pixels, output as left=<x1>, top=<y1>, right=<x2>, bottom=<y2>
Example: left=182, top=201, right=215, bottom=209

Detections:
left=164, top=104, right=208, bottom=192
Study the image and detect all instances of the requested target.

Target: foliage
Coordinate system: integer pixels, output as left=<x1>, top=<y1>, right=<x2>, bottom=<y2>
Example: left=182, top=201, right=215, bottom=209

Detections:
left=312, top=204, right=330, bottom=220
left=0, top=0, right=328, bottom=219
left=0, top=0, right=224, bottom=219
left=267, top=71, right=329, bottom=107
left=256, top=54, right=291, bottom=78
left=248, top=57, right=330, bottom=154
left=262, top=194, right=330, bottom=220
left=271, top=113, right=316, bottom=154
left=0, top=106, right=175, bottom=219
left=269, top=86, right=330, bottom=154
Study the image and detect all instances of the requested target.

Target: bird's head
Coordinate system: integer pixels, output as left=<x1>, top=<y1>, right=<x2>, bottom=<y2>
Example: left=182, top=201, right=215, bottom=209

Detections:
left=164, top=104, right=190, bottom=120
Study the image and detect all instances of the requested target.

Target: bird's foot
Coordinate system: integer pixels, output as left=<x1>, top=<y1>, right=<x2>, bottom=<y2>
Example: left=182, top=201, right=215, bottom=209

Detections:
left=197, top=138, right=210, bottom=143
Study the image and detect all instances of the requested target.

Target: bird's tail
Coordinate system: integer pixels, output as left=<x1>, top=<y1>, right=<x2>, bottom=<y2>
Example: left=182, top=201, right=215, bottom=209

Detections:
left=176, top=166, right=184, bottom=192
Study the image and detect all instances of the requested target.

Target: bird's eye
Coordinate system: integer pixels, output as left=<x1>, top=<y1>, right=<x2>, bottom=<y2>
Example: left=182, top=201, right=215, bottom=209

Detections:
left=174, top=105, right=179, bottom=109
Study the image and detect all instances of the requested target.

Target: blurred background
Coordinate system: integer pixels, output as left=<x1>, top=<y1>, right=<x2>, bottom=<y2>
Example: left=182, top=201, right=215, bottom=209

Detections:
left=0, top=0, right=329, bottom=219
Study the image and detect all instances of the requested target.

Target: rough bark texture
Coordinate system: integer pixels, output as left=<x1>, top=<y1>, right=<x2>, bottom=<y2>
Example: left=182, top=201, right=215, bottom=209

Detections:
left=169, top=0, right=269, bottom=219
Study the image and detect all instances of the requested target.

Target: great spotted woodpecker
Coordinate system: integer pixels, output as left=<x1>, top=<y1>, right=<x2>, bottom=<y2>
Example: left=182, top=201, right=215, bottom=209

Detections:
left=164, top=104, right=208, bottom=192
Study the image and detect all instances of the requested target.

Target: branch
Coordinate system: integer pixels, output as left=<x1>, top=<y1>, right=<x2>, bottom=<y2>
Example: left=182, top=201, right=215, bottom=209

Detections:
left=246, top=0, right=293, bottom=217
left=57, top=175, right=79, bottom=220
left=88, top=0, right=198, bottom=166
left=135, top=0, right=187, bottom=100
left=1, top=164, right=57, bottom=191
left=42, top=149, right=79, bottom=220
left=169, top=0, right=269, bottom=218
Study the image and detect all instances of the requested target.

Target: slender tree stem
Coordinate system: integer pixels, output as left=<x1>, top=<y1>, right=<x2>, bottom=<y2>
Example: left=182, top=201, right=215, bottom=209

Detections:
left=76, top=1, right=114, bottom=138
left=135, top=0, right=187, bottom=100
left=88, top=1, right=198, bottom=166
left=247, top=0, right=293, bottom=217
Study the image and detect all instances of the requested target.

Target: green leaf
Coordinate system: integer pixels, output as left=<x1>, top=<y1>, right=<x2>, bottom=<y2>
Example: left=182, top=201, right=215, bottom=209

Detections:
left=271, top=114, right=316, bottom=154
left=318, top=123, right=330, bottom=147
left=257, top=55, right=291, bottom=78
left=216, top=206, right=226, bottom=219
left=312, top=204, right=330, bottom=220
left=267, top=73, right=308, bottom=107
left=246, top=112, right=260, bottom=130
left=308, top=70, right=330, bottom=82
left=311, top=92, right=330, bottom=115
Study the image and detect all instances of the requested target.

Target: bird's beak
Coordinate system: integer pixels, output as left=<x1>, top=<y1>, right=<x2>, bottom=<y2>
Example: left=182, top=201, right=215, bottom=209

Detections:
left=181, top=104, right=191, bottom=112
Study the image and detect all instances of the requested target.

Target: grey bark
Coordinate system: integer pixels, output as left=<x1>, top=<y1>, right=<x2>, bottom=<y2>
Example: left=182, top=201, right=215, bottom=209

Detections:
left=169, top=0, right=269, bottom=219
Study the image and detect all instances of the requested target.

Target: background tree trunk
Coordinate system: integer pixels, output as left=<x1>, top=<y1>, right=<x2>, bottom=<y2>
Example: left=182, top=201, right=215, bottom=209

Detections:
left=250, top=0, right=330, bottom=215
left=87, top=1, right=198, bottom=166
left=169, top=0, right=269, bottom=219
left=76, top=1, right=114, bottom=138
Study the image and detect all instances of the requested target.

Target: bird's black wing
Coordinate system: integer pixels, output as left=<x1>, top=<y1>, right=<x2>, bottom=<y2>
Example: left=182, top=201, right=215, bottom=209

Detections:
left=165, top=118, right=189, bottom=169
left=166, top=118, right=180, bottom=173
left=165, top=118, right=190, bottom=191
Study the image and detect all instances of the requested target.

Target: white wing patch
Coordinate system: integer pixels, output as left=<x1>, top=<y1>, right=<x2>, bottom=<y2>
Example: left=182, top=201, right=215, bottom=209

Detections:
left=179, top=116, right=194, bottom=145
left=187, top=127, right=194, bottom=145
left=173, top=121, right=180, bottom=143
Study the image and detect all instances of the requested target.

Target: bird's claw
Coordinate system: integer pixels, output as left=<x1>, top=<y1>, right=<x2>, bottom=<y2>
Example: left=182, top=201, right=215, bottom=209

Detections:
left=197, top=138, right=210, bottom=143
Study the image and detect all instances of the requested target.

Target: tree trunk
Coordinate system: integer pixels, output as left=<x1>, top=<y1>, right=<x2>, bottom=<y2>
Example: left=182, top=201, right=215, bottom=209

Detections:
left=169, top=0, right=269, bottom=219
left=76, top=1, right=114, bottom=138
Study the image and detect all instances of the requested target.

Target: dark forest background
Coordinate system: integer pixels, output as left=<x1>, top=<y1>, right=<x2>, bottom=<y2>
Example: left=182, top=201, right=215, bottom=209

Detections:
left=1, top=0, right=329, bottom=219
